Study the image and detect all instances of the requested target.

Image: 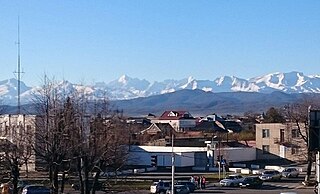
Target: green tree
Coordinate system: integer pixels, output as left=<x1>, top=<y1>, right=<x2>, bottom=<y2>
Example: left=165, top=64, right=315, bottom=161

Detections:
left=264, top=107, right=285, bottom=123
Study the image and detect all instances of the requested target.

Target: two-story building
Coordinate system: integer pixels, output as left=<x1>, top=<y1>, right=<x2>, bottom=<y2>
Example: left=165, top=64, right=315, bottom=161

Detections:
left=152, top=111, right=196, bottom=132
left=0, top=114, right=41, bottom=171
left=255, top=123, right=307, bottom=162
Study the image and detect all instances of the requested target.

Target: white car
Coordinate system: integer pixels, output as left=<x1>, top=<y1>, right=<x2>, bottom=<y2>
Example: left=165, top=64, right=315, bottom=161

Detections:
left=281, top=167, right=299, bottom=178
left=280, top=192, right=297, bottom=194
left=150, top=181, right=171, bottom=194
left=259, top=170, right=282, bottom=181
left=219, top=174, right=243, bottom=187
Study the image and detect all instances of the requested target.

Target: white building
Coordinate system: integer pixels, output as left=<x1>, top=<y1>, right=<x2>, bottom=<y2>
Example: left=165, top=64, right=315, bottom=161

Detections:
left=151, top=111, right=196, bottom=132
left=127, top=145, right=256, bottom=168
left=0, top=114, right=40, bottom=171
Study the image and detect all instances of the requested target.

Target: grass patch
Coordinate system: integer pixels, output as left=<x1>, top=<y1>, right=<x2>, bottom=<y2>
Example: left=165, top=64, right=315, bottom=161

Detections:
left=106, top=180, right=152, bottom=190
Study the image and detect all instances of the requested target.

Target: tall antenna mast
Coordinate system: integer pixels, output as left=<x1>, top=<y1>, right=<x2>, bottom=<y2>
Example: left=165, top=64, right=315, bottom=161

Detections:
left=14, top=16, right=24, bottom=114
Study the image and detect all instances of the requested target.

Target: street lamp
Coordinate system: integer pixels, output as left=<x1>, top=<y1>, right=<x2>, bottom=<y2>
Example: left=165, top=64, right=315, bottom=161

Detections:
left=205, top=135, right=220, bottom=176
left=171, top=132, right=175, bottom=194
left=210, top=135, right=222, bottom=180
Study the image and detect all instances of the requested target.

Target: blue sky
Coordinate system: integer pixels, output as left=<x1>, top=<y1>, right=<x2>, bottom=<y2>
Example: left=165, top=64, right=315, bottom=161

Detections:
left=1, top=0, right=319, bottom=86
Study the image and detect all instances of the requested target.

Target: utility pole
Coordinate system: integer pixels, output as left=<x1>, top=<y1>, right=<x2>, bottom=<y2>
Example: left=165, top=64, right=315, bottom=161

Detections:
left=171, top=132, right=175, bottom=194
left=14, top=16, right=24, bottom=114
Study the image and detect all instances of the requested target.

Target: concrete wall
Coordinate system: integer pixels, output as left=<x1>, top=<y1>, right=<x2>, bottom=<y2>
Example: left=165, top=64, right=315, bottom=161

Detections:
left=195, top=152, right=208, bottom=167
left=151, top=119, right=196, bottom=132
left=128, top=146, right=199, bottom=167
left=213, top=147, right=256, bottom=163
left=128, top=145, right=256, bottom=168
left=177, top=152, right=195, bottom=166
left=255, top=123, right=308, bottom=162
left=0, top=114, right=38, bottom=172
left=255, top=123, right=283, bottom=160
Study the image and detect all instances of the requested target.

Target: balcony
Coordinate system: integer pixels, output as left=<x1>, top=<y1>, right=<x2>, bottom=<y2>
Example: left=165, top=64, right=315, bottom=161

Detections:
left=274, top=138, right=284, bottom=144
left=274, top=138, right=292, bottom=146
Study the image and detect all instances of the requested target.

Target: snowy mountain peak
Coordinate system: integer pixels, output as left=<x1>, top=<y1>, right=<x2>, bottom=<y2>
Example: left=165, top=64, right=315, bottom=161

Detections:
left=1, top=71, right=320, bottom=105
left=187, top=76, right=195, bottom=83
left=118, top=75, right=130, bottom=84
left=215, top=76, right=236, bottom=85
left=0, top=78, right=18, bottom=87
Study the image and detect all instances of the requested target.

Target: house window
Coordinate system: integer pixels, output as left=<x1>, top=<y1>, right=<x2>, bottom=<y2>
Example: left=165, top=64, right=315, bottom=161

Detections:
left=262, top=129, right=270, bottom=138
left=262, top=145, right=270, bottom=154
left=292, top=129, right=299, bottom=138
left=5, top=125, right=9, bottom=135
left=26, top=125, right=32, bottom=134
left=291, top=147, right=299, bottom=155
left=280, top=129, right=285, bottom=142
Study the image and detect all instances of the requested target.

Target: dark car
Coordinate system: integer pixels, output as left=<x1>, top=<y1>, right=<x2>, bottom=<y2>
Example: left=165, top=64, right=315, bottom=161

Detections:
left=71, top=180, right=106, bottom=191
left=239, top=176, right=263, bottom=188
left=21, top=185, right=51, bottom=194
left=176, top=181, right=196, bottom=192
left=166, top=185, right=190, bottom=194
left=17, top=180, right=30, bottom=192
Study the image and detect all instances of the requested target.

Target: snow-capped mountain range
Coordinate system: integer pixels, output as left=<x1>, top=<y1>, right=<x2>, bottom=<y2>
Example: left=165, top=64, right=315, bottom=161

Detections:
left=1, top=71, right=320, bottom=105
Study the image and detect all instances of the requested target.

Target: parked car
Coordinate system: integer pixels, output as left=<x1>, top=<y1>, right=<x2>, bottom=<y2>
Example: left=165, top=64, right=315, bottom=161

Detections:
left=239, top=176, right=263, bottom=188
left=166, top=185, right=190, bottom=194
left=17, top=180, right=30, bottom=193
left=21, top=185, right=51, bottom=194
left=150, top=181, right=171, bottom=194
left=71, top=180, right=106, bottom=191
left=175, top=181, right=196, bottom=192
left=219, top=174, right=243, bottom=187
left=259, top=170, right=282, bottom=181
left=281, top=167, right=299, bottom=178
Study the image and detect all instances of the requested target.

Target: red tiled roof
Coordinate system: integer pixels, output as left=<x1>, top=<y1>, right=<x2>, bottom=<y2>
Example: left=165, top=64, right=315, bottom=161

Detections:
left=159, top=110, right=193, bottom=120
left=239, top=140, right=256, bottom=147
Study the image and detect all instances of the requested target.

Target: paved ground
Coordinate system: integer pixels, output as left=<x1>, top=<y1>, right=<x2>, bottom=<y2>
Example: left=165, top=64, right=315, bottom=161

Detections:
left=62, top=178, right=316, bottom=194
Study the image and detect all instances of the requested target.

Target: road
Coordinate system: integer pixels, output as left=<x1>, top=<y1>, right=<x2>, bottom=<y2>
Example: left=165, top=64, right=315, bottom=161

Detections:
left=110, top=176, right=316, bottom=194
left=76, top=179, right=315, bottom=194
left=47, top=171, right=316, bottom=194
left=64, top=185, right=315, bottom=194
left=111, top=184, right=315, bottom=194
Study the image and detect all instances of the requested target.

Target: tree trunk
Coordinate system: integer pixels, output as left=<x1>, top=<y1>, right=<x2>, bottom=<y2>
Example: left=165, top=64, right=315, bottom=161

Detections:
left=92, top=165, right=102, bottom=194
left=49, top=164, right=53, bottom=182
left=24, top=159, right=29, bottom=178
left=11, top=160, right=20, bottom=194
left=53, top=165, right=59, bottom=194
left=83, top=157, right=90, bottom=194
left=60, top=171, right=66, bottom=194
left=77, top=157, right=84, bottom=194
left=305, top=151, right=313, bottom=182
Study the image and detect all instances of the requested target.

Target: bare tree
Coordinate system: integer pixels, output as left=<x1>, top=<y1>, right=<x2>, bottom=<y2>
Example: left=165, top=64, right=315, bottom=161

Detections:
left=284, top=95, right=320, bottom=183
left=69, top=97, right=130, bottom=194
left=0, top=117, right=34, bottom=194
left=31, top=77, right=131, bottom=194
left=31, top=77, right=77, bottom=194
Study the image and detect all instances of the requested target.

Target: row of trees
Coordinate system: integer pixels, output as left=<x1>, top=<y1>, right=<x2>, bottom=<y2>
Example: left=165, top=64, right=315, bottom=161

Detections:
left=1, top=77, right=132, bottom=194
